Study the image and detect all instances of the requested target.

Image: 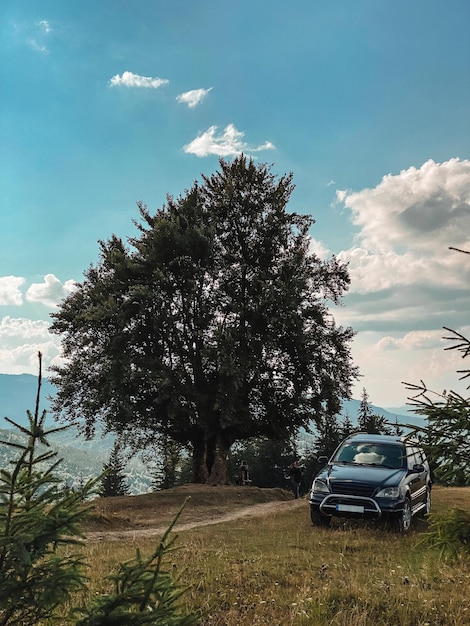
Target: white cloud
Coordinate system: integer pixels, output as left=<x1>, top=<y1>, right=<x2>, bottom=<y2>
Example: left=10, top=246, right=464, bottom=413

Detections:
left=184, top=124, right=275, bottom=157
left=176, top=87, right=213, bottom=108
left=309, top=237, right=331, bottom=260
left=109, top=71, right=169, bottom=89
left=330, top=158, right=470, bottom=405
left=377, top=330, right=448, bottom=352
left=26, top=274, right=77, bottom=308
left=38, top=20, right=51, bottom=34
left=0, top=316, right=50, bottom=340
left=338, top=158, right=470, bottom=253
left=27, top=39, right=47, bottom=53
left=24, top=19, right=52, bottom=53
left=336, top=159, right=470, bottom=295
left=0, top=316, right=63, bottom=375
left=0, top=275, right=74, bottom=375
left=0, top=276, right=25, bottom=306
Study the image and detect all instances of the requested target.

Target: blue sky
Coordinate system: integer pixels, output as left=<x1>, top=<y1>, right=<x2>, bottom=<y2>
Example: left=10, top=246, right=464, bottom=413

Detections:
left=1, top=0, right=469, bottom=408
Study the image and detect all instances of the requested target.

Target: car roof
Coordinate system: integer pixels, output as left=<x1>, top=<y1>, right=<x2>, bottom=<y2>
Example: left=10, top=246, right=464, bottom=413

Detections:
left=343, top=433, right=406, bottom=445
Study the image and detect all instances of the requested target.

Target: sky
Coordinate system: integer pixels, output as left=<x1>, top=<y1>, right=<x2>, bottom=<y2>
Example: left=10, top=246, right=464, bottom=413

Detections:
left=1, top=0, right=469, bottom=409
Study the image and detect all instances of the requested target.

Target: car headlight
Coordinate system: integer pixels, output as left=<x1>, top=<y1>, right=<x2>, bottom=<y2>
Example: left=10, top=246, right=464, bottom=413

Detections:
left=376, top=486, right=401, bottom=499
left=312, top=479, right=330, bottom=494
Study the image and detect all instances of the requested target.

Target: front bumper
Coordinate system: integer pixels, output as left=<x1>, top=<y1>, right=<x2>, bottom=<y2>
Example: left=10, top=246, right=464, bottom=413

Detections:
left=310, top=492, right=405, bottom=520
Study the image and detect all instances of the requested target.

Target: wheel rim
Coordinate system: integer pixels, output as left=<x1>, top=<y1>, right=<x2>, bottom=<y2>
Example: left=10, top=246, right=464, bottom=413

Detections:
left=402, top=499, right=412, bottom=531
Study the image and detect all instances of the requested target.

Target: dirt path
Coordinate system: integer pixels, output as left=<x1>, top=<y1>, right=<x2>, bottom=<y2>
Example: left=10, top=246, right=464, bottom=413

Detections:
left=86, top=498, right=306, bottom=542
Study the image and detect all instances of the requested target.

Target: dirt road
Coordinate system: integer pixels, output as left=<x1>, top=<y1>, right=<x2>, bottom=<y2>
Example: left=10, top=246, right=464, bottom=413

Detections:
left=86, top=497, right=306, bottom=542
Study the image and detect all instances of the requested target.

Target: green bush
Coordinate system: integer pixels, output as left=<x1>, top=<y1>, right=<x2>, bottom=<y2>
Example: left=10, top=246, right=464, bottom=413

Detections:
left=0, top=353, right=198, bottom=625
left=421, top=507, right=470, bottom=560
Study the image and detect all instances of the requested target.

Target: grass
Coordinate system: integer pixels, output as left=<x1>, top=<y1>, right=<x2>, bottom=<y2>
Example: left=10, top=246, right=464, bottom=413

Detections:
left=59, top=486, right=470, bottom=625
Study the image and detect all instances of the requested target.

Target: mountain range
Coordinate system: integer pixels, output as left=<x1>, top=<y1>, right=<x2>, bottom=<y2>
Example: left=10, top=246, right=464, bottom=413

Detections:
left=1, top=374, right=424, bottom=494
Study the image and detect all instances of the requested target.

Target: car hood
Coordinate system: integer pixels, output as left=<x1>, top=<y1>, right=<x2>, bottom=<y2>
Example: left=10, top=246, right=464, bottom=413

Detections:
left=317, top=463, right=406, bottom=490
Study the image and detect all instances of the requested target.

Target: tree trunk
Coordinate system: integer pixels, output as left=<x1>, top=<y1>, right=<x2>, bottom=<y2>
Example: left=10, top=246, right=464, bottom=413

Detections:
left=192, top=438, right=209, bottom=483
left=205, top=433, right=230, bottom=485
left=191, top=431, right=230, bottom=484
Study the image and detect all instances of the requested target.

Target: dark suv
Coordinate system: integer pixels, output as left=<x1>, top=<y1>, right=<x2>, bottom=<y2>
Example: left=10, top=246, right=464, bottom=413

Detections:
left=309, top=433, right=431, bottom=532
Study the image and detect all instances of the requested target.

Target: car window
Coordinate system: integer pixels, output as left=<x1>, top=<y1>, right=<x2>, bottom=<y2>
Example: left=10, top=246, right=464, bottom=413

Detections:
left=406, top=447, right=420, bottom=469
left=334, top=443, right=405, bottom=468
left=415, top=449, right=425, bottom=465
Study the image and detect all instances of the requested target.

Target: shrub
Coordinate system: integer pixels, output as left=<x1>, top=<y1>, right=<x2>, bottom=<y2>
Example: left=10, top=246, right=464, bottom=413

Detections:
left=0, top=353, right=198, bottom=625
left=421, top=507, right=470, bottom=560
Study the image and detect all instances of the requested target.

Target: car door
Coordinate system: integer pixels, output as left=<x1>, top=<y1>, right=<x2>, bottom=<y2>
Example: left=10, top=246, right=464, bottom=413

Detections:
left=406, top=447, right=427, bottom=510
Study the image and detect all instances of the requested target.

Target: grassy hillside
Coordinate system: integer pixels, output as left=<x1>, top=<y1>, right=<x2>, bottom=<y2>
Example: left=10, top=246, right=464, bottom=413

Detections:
left=55, top=485, right=470, bottom=625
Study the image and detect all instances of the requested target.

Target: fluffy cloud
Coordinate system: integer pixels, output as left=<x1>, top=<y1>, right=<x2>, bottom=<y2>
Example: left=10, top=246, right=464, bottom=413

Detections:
left=26, top=274, right=76, bottom=308
left=377, top=329, right=451, bottom=352
left=0, top=316, right=62, bottom=375
left=331, top=158, right=470, bottom=404
left=184, top=124, right=275, bottom=157
left=338, top=158, right=470, bottom=253
left=336, top=159, right=470, bottom=295
left=309, top=237, right=331, bottom=261
left=0, top=316, right=50, bottom=340
left=346, top=327, right=469, bottom=406
left=0, top=276, right=25, bottom=306
left=109, top=71, right=169, bottom=89
left=176, top=87, right=213, bottom=108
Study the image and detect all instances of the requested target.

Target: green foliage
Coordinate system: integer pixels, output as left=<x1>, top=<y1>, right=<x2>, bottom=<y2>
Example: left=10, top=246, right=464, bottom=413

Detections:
left=405, top=383, right=470, bottom=485
left=99, top=442, right=131, bottom=497
left=403, top=250, right=470, bottom=485
left=402, top=248, right=470, bottom=558
left=145, top=437, right=185, bottom=491
left=49, top=156, right=358, bottom=484
left=302, top=410, right=355, bottom=480
left=0, top=354, right=198, bottom=626
left=75, top=500, right=198, bottom=626
left=229, top=436, right=297, bottom=488
left=421, top=507, right=470, bottom=560
left=0, top=354, right=95, bottom=626
left=404, top=326, right=470, bottom=486
left=357, top=388, right=393, bottom=435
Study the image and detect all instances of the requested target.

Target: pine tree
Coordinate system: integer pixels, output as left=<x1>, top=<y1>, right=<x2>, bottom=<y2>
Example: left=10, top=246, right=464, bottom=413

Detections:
left=0, top=353, right=198, bottom=625
left=340, top=414, right=355, bottom=439
left=147, top=437, right=184, bottom=491
left=0, top=353, right=96, bottom=626
left=99, top=441, right=131, bottom=497
left=357, top=388, right=392, bottom=434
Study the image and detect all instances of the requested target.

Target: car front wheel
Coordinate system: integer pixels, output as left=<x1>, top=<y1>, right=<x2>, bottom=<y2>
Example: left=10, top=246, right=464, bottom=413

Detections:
left=310, top=506, right=331, bottom=527
left=396, top=497, right=412, bottom=533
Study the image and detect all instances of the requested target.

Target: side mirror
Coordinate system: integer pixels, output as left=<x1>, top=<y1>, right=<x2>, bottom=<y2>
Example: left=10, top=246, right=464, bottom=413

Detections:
left=318, top=456, right=329, bottom=467
left=411, top=463, right=425, bottom=473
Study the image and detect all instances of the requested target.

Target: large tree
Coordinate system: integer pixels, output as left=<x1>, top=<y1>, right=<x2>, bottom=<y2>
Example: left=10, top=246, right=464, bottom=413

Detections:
left=49, top=156, right=358, bottom=484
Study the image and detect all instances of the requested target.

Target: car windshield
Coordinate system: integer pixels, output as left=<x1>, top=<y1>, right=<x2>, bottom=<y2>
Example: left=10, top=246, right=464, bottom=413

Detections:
left=333, top=443, right=405, bottom=469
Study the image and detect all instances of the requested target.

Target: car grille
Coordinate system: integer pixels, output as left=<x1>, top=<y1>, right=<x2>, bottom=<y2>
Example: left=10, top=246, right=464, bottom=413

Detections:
left=330, top=481, right=375, bottom=498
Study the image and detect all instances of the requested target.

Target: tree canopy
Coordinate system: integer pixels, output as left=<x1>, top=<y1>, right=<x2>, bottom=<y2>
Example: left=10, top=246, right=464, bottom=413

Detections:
left=50, top=156, right=358, bottom=483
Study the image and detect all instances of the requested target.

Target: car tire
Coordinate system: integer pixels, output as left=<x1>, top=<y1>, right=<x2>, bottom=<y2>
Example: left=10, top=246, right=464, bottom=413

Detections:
left=395, top=496, right=412, bottom=533
left=310, top=506, right=331, bottom=527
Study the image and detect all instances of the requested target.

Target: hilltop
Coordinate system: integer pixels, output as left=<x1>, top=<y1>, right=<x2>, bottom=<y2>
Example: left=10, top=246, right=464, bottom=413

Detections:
left=84, top=484, right=298, bottom=540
